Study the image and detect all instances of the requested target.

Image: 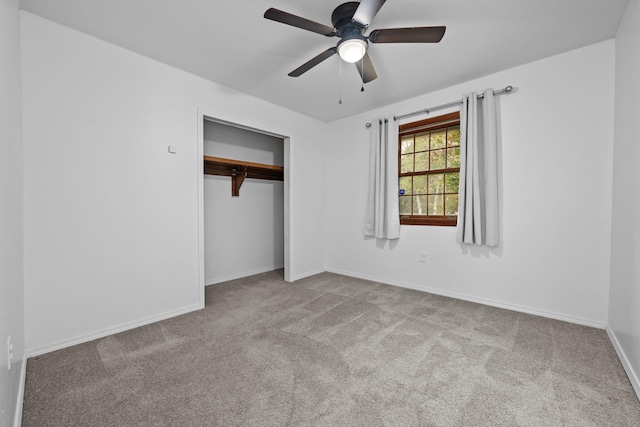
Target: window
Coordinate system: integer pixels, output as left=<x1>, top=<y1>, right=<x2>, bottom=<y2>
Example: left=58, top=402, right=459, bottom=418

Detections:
left=398, top=112, right=461, bottom=226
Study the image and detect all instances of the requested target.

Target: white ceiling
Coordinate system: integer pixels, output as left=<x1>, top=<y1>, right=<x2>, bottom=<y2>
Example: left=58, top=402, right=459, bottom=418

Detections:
left=19, top=0, right=629, bottom=122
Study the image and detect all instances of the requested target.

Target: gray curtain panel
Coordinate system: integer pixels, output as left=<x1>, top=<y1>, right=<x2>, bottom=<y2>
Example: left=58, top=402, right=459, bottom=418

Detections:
left=364, top=118, right=400, bottom=239
left=456, top=88, right=500, bottom=246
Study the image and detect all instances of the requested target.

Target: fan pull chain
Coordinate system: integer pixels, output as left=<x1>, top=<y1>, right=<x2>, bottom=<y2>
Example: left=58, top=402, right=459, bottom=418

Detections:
left=360, top=56, right=365, bottom=92
left=338, top=59, right=343, bottom=105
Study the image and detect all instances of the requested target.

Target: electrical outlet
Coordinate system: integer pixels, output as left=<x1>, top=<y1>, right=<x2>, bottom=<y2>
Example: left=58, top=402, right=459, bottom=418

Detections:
left=7, top=336, right=13, bottom=371
left=420, top=252, right=427, bottom=263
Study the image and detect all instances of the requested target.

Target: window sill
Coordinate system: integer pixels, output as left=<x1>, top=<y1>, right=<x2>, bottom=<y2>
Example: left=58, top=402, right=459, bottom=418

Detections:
left=400, top=216, right=457, bottom=226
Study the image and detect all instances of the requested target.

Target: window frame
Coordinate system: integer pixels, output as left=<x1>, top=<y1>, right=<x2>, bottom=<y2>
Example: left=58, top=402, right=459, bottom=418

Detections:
left=398, top=111, right=461, bottom=227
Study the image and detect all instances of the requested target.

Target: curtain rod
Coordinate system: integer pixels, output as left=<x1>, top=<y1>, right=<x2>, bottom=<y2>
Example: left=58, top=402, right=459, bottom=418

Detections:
left=394, top=85, right=513, bottom=121
left=365, top=85, right=513, bottom=127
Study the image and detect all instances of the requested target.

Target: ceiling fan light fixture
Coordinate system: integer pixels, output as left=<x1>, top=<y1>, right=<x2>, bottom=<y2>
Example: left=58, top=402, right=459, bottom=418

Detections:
left=337, top=37, right=367, bottom=63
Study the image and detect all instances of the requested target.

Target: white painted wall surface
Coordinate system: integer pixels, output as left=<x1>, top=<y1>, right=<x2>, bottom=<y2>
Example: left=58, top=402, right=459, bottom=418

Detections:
left=204, top=120, right=284, bottom=166
left=203, top=121, right=284, bottom=284
left=0, top=0, right=25, bottom=425
left=21, top=12, right=326, bottom=355
left=609, top=0, right=640, bottom=398
left=325, top=41, right=615, bottom=326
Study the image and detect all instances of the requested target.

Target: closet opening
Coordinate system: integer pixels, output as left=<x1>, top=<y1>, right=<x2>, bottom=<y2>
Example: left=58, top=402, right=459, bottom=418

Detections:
left=198, top=115, right=290, bottom=298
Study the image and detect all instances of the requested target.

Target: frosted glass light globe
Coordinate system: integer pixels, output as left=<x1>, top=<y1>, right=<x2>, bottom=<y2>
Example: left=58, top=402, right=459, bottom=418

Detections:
left=338, top=38, right=367, bottom=63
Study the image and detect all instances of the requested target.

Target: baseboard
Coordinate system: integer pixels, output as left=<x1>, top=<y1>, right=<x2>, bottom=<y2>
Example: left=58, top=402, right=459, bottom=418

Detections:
left=606, top=326, right=640, bottom=401
left=291, top=267, right=326, bottom=282
left=326, top=268, right=607, bottom=329
left=13, top=358, right=26, bottom=427
left=206, top=265, right=285, bottom=286
left=26, top=303, right=203, bottom=358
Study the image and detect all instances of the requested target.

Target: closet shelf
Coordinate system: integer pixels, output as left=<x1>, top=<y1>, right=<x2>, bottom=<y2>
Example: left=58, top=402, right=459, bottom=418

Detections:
left=203, top=156, right=284, bottom=197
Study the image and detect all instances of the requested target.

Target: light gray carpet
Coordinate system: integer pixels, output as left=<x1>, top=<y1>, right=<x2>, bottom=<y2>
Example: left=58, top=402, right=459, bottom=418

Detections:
left=22, top=270, right=640, bottom=426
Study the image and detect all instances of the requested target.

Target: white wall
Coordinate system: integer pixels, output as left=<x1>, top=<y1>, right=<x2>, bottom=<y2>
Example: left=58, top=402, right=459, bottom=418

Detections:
left=609, top=0, right=640, bottom=398
left=325, top=41, right=615, bottom=326
left=21, top=12, right=326, bottom=355
left=203, top=120, right=284, bottom=284
left=0, top=0, right=25, bottom=425
left=204, top=120, right=284, bottom=166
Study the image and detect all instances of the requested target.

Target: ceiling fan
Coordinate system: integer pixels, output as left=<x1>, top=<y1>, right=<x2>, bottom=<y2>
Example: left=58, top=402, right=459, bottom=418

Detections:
left=264, top=0, right=446, bottom=84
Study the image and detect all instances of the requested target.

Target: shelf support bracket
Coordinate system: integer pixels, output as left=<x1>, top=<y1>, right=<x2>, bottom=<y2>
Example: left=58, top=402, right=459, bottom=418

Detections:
left=231, top=168, right=248, bottom=197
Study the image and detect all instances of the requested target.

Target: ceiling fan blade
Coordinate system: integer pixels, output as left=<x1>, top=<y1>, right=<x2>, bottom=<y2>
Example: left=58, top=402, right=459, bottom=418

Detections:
left=352, top=0, right=387, bottom=27
left=288, top=47, right=337, bottom=77
left=354, top=52, right=377, bottom=83
left=369, top=26, right=446, bottom=43
left=264, top=8, right=336, bottom=36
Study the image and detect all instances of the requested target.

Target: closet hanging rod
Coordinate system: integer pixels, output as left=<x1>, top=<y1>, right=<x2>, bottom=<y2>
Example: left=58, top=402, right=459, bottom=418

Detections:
left=364, top=85, right=513, bottom=128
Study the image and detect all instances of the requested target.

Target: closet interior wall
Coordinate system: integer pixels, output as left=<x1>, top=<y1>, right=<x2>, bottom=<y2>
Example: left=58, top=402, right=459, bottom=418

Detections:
left=203, top=120, right=285, bottom=285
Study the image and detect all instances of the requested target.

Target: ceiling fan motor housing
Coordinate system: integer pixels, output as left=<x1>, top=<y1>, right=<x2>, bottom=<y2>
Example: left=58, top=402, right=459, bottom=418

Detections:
left=332, top=2, right=367, bottom=37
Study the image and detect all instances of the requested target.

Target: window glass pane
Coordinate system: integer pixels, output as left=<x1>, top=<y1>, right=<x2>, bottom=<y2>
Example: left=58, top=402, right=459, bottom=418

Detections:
left=447, top=147, right=460, bottom=168
left=413, top=175, right=427, bottom=194
left=428, top=173, right=444, bottom=194
left=445, top=195, right=459, bottom=216
left=401, top=154, right=414, bottom=173
left=428, top=195, right=444, bottom=215
left=398, top=115, right=461, bottom=224
left=415, top=132, right=429, bottom=152
left=430, top=149, right=446, bottom=170
left=431, top=129, right=446, bottom=149
left=413, top=195, right=427, bottom=215
left=401, top=135, right=414, bottom=154
left=445, top=172, right=459, bottom=194
left=399, top=196, right=412, bottom=215
left=399, top=176, right=412, bottom=195
left=447, top=125, right=460, bottom=147
left=415, top=152, right=429, bottom=172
